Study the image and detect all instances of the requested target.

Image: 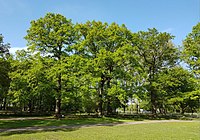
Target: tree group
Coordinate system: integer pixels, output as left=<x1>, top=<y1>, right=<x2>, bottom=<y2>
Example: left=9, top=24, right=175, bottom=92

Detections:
left=0, top=13, right=199, bottom=117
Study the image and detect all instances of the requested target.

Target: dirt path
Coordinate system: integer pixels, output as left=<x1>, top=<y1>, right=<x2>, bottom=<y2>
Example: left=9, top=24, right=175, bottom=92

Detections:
left=0, top=117, right=51, bottom=121
left=0, top=120, right=198, bottom=133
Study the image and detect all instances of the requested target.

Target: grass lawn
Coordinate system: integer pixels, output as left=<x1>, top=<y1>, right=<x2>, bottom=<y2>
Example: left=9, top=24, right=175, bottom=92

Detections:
left=0, top=114, right=198, bottom=129
left=0, top=117, right=132, bottom=129
left=0, top=121, right=199, bottom=140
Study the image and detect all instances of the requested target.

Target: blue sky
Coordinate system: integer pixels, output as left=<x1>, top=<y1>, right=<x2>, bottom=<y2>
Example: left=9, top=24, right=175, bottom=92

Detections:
left=0, top=0, right=199, bottom=53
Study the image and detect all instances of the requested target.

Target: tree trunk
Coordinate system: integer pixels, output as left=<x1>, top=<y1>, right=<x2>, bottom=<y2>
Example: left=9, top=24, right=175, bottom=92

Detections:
left=3, top=97, right=6, bottom=110
left=55, top=75, right=62, bottom=118
left=98, top=93, right=103, bottom=116
left=151, top=91, right=157, bottom=115
left=28, top=100, right=32, bottom=113
left=191, top=107, right=194, bottom=115
left=55, top=98, right=61, bottom=116
left=136, top=104, right=139, bottom=114
left=180, top=103, right=185, bottom=115
left=98, top=78, right=105, bottom=116
left=148, top=63, right=157, bottom=116
left=55, top=46, right=62, bottom=118
left=107, top=98, right=112, bottom=115
left=123, top=104, right=126, bottom=113
left=106, top=77, right=112, bottom=115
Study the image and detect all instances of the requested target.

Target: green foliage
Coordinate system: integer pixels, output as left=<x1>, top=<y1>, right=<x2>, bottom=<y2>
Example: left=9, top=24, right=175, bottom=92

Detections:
left=0, top=34, right=11, bottom=110
left=0, top=34, right=10, bottom=59
left=9, top=50, right=55, bottom=112
left=0, top=13, right=199, bottom=115
left=132, top=28, right=179, bottom=113
left=156, top=67, right=199, bottom=113
left=24, top=13, right=78, bottom=116
left=74, top=21, right=138, bottom=115
left=182, top=22, right=200, bottom=113
left=183, top=22, right=200, bottom=76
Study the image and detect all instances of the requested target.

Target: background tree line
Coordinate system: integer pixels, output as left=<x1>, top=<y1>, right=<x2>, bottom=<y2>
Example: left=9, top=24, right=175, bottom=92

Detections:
left=0, top=13, right=199, bottom=117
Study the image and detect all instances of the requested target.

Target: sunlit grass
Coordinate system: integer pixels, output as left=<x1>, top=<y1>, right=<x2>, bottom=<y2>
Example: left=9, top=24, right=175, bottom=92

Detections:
left=0, top=122, right=199, bottom=140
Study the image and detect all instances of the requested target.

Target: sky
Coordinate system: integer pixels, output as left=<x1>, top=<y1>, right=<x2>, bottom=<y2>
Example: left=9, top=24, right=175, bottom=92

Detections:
left=0, top=0, right=199, bottom=54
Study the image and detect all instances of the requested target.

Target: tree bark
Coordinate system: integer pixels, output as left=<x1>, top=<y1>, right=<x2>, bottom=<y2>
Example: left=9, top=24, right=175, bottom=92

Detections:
left=106, top=77, right=112, bottom=115
left=107, top=98, right=112, bottom=115
left=55, top=74, right=62, bottom=118
left=3, top=97, right=6, bottom=110
left=149, top=65, right=157, bottom=116
left=28, top=100, right=32, bottom=113
left=98, top=77, right=105, bottom=116
left=55, top=46, right=62, bottom=118
left=180, top=103, right=185, bottom=114
left=123, top=105, right=126, bottom=113
left=151, top=91, right=157, bottom=115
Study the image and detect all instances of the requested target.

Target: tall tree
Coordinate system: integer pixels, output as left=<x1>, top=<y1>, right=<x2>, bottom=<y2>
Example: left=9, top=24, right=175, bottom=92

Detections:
left=132, top=28, right=179, bottom=114
left=25, top=13, right=76, bottom=117
left=182, top=22, right=200, bottom=113
left=75, top=21, right=134, bottom=115
left=183, top=22, right=200, bottom=77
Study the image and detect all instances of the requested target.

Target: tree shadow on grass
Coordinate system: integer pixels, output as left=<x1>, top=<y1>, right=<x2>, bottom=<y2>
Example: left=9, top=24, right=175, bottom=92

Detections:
left=0, top=122, right=126, bottom=136
left=107, top=114, right=193, bottom=121
left=0, top=114, right=193, bottom=137
left=0, top=117, right=126, bottom=136
left=0, top=117, right=125, bottom=130
left=0, top=127, right=78, bottom=136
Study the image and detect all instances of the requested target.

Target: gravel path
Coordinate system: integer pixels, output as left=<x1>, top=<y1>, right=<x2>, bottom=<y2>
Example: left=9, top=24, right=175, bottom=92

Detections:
left=0, top=120, right=198, bottom=133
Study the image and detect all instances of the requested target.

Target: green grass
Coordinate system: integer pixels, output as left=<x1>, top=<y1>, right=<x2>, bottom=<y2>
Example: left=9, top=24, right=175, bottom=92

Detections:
left=0, top=117, right=131, bottom=129
left=0, top=114, right=198, bottom=129
left=0, top=122, right=199, bottom=140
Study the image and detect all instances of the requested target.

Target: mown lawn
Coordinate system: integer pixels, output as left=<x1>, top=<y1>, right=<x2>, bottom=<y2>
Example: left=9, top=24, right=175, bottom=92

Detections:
left=1, top=114, right=197, bottom=129
left=0, top=121, right=199, bottom=140
left=0, top=117, right=131, bottom=129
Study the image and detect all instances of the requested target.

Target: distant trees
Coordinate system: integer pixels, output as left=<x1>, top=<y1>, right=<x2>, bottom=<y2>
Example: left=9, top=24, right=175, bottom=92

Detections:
left=0, top=34, right=11, bottom=110
left=0, top=14, right=199, bottom=116
left=9, top=50, right=55, bottom=113
left=183, top=22, right=200, bottom=77
left=182, top=22, right=200, bottom=113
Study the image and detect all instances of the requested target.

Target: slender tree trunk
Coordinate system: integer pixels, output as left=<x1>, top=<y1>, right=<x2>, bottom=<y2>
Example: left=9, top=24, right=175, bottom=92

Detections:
left=150, top=90, right=157, bottom=115
left=28, top=100, right=32, bottom=113
left=149, top=66, right=157, bottom=116
left=98, top=91, right=103, bottom=116
left=180, top=103, right=185, bottom=115
left=55, top=46, right=62, bottom=118
left=123, top=105, right=126, bottom=114
left=3, top=97, right=6, bottom=110
left=136, top=104, right=139, bottom=114
left=98, top=78, right=105, bottom=116
left=191, top=107, right=193, bottom=115
left=55, top=74, right=62, bottom=118
left=106, top=77, right=112, bottom=115
left=39, top=96, right=42, bottom=112
left=107, top=98, right=112, bottom=115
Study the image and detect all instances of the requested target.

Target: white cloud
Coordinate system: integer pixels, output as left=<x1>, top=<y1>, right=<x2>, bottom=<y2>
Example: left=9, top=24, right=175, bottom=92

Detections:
left=9, top=46, right=27, bottom=55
